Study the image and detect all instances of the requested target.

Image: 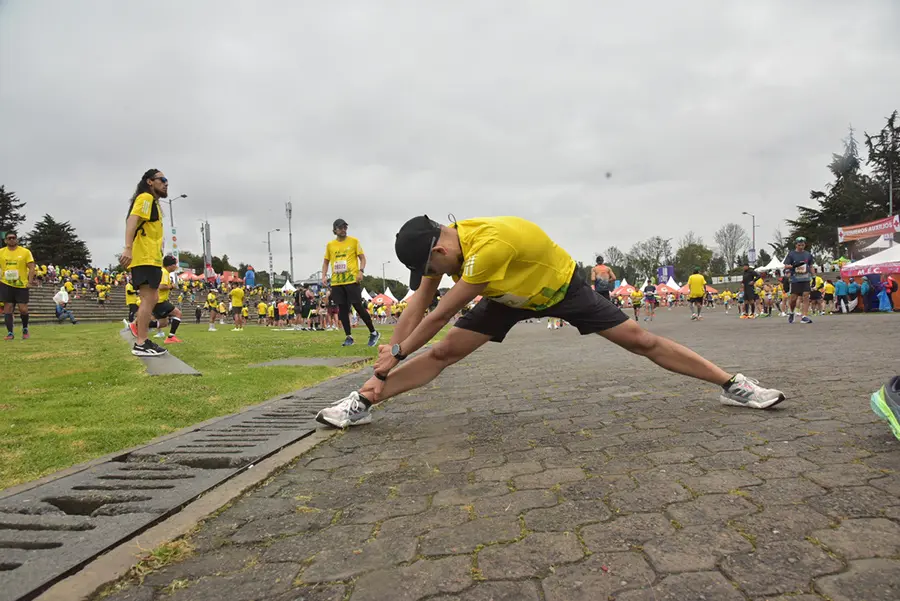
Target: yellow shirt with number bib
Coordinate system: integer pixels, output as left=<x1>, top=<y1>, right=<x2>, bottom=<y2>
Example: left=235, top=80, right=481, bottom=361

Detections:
left=325, top=237, right=364, bottom=286
left=449, top=216, right=576, bottom=311
left=128, top=193, right=164, bottom=269
left=0, top=246, right=35, bottom=288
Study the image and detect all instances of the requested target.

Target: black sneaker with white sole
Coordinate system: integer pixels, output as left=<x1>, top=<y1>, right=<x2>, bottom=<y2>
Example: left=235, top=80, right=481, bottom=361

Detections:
left=132, top=339, right=169, bottom=357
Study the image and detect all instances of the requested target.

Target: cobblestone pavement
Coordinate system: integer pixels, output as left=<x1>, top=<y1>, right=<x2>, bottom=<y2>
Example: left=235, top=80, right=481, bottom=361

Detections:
left=102, top=309, right=900, bottom=601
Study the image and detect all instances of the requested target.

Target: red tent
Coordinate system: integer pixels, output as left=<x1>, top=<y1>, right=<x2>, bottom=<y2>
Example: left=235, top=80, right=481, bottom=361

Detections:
left=656, top=283, right=677, bottom=295
left=678, top=284, right=718, bottom=295
left=705, top=285, right=719, bottom=294
left=370, top=294, right=394, bottom=306
left=613, top=284, right=635, bottom=296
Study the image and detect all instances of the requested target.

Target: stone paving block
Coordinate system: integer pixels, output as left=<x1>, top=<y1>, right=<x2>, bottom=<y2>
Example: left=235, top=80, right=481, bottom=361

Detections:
left=812, top=518, right=900, bottom=559
left=230, top=508, right=336, bottom=544
left=665, top=493, right=757, bottom=525
left=300, top=535, right=418, bottom=582
left=472, top=489, right=557, bottom=517
left=607, top=480, right=691, bottom=513
left=581, top=513, right=675, bottom=552
left=342, top=496, right=428, bottom=524
left=541, top=552, right=655, bottom=601
left=806, top=485, right=900, bottom=519
left=376, top=506, right=471, bottom=539
left=732, top=506, right=833, bottom=543
left=523, top=499, right=612, bottom=531
left=804, top=462, right=883, bottom=487
left=798, top=446, right=872, bottom=465
left=349, top=556, right=472, bottom=601
left=477, top=532, right=584, bottom=579
left=472, top=461, right=543, bottom=482
left=814, top=558, right=900, bottom=601
left=419, top=517, right=521, bottom=555
left=740, top=477, right=827, bottom=505
left=429, top=580, right=542, bottom=601
left=432, top=483, right=510, bottom=506
left=721, top=539, right=843, bottom=597
left=694, top=450, right=759, bottom=470
left=615, top=571, right=746, bottom=601
left=868, top=473, right=900, bottom=495
left=141, top=546, right=257, bottom=587
left=642, top=525, right=752, bottom=572
left=262, top=525, right=373, bottom=564
left=680, top=469, right=763, bottom=493
left=513, top=467, right=585, bottom=489
left=274, top=584, right=346, bottom=601
left=747, top=456, right=820, bottom=478
left=749, top=439, right=815, bottom=458
left=164, top=562, right=299, bottom=601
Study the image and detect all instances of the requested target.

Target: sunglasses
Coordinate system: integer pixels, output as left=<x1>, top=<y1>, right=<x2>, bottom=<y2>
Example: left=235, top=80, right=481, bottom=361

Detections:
left=152, top=176, right=168, bottom=184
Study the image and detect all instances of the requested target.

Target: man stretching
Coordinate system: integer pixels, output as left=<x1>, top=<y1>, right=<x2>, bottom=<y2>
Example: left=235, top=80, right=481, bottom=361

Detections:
left=316, top=216, right=784, bottom=428
left=783, top=237, right=814, bottom=324
left=322, top=218, right=380, bottom=347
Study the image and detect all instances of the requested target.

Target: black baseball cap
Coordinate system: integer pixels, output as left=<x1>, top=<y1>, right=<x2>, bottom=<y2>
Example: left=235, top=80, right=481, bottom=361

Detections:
left=395, top=215, right=441, bottom=290
left=333, top=218, right=348, bottom=229
left=163, top=255, right=177, bottom=267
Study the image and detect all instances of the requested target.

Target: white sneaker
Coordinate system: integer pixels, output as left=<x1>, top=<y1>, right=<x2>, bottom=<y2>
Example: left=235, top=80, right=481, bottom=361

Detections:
left=208, top=326, right=217, bottom=332
left=315, top=392, right=372, bottom=428
left=153, top=331, right=165, bottom=338
left=720, top=374, right=785, bottom=409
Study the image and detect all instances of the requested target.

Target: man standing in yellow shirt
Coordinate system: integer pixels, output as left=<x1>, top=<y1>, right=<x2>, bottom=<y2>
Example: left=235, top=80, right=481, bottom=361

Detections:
left=229, top=284, right=245, bottom=331
left=1, top=231, right=36, bottom=340
left=316, top=215, right=785, bottom=428
left=687, top=268, right=707, bottom=320
left=322, top=218, right=379, bottom=347
left=119, top=169, right=170, bottom=357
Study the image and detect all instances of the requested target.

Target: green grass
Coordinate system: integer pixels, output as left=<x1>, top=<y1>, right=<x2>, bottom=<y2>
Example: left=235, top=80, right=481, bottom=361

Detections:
left=0, top=322, right=400, bottom=491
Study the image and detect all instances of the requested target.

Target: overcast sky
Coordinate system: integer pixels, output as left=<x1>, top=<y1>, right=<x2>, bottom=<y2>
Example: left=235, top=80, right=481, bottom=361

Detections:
left=1, top=0, right=898, bottom=284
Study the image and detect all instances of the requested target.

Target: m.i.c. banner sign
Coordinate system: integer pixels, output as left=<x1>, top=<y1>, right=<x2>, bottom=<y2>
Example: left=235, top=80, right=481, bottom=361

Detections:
left=837, top=214, right=900, bottom=243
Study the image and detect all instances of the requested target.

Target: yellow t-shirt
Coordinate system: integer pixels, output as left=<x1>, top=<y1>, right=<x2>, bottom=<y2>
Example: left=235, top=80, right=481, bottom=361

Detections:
left=217, top=302, right=226, bottom=314
left=325, top=236, right=364, bottom=286
left=158, top=272, right=171, bottom=303
left=824, top=282, right=835, bottom=295
left=64, top=281, right=75, bottom=293
left=206, top=292, right=217, bottom=308
left=257, top=302, right=267, bottom=315
left=0, top=246, right=35, bottom=288
left=229, top=287, right=245, bottom=308
left=125, top=283, right=137, bottom=304
left=98, top=284, right=109, bottom=300
left=267, top=304, right=275, bottom=317
left=241, top=307, right=249, bottom=318
left=630, top=290, right=643, bottom=305
left=128, top=193, right=164, bottom=268
left=449, top=217, right=576, bottom=311
left=814, top=276, right=824, bottom=290
left=687, top=273, right=707, bottom=298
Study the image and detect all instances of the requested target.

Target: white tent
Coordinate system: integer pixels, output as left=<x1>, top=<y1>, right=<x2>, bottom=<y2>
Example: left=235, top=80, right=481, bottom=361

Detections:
left=361, top=288, right=372, bottom=301
left=384, top=287, right=398, bottom=302
left=639, top=278, right=649, bottom=290
left=281, top=280, right=296, bottom=293
left=841, top=243, right=900, bottom=277
left=758, top=255, right=787, bottom=272
left=401, top=288, right=415, bottom=301
left=665, top=276, right=679, bottom=290
left=860, top=235, right=893, bottom=254
left=619, top=278, right=629, bottom=287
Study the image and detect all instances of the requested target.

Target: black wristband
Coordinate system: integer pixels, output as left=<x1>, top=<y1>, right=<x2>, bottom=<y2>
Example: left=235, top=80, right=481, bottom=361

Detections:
left=374, top=372, right=387, bottom=381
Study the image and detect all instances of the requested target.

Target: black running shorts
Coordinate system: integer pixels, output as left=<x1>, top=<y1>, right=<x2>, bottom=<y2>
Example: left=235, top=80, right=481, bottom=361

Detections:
left=454, top=269, right=629, bottom=343
left=131, top=265, right=162, bottom=289
left=152, top=301, right=176, bottom=319
left=743, top=287, right=758, bottom=302
left=0, top=283, right=29, bottom=305
left=688, top=295, right=704, bottom=304
left=791, top=281, right=811, bottom=295
left=330, top=283, right=362, bottom=306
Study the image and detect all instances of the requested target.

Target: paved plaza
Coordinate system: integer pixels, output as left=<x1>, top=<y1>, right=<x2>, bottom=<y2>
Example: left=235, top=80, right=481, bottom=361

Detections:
left=103, top=309, right=900, bottom=601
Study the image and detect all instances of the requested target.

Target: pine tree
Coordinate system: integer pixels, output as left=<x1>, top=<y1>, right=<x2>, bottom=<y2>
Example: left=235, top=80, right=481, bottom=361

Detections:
left=0, top=185, right=27, bottom=236
left=26, top=215, right=92, bottom=266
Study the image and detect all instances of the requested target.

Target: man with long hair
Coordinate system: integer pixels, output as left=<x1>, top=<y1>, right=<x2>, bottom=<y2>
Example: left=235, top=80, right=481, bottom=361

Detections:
left=119, top=169, right=170, bottom=356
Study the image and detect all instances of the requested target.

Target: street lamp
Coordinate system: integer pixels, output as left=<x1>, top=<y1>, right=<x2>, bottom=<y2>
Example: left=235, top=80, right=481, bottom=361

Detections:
left=267, top=228, right=280, bottom=291
left=163, top=194, right=187, bottom=262
left=381, top=260, right=390, bottom=293
left=742, top=211, right=759, bottom=265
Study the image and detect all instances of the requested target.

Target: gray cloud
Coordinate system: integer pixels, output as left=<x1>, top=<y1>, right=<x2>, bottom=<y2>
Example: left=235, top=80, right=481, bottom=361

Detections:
left=1, top=0, right=898, bottom=282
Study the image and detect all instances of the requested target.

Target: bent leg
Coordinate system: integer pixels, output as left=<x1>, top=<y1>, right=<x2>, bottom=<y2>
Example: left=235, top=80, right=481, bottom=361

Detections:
left=598, top=318, right=729, bottom=386
left=360, top=327, right=492, bottom=403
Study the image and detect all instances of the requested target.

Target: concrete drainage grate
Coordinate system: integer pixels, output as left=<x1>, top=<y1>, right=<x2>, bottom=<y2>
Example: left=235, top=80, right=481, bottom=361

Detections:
left=0, top=368, right=369, bottom=601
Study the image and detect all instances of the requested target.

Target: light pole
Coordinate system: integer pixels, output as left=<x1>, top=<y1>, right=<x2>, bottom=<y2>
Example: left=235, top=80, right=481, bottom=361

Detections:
left=381, top=260, right=390, bottom=293
left=742, top=211, right=758, bottom=265
left=266, top=228, right=280, bottom=291
left=163, top=194, right=187, bottom=263
left=285, top=201, right=295, bottom=281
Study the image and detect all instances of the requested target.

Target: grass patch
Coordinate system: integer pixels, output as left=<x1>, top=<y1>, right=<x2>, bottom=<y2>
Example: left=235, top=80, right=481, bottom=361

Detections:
left=0, top=322, right=407, bottom=490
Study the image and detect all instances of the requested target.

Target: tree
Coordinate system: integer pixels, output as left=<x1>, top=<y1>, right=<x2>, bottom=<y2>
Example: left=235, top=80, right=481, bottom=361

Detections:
left=674, top=241, right=713, bottom=282
left=709, top=255, right=727, bottom=275
left=756, top=247, right=772, bottom=267
left=626, top=236, right=673, bottom=280
left=768, top=228, right=790, bottom=260
left=865, top=110, right=899, bottom=218
left=0, top=185, right=27, bottom=236
left=210, top=254, right=237, bottom=274
left=178, top=250, right=205, bottom=273
left=678, top=231, right=704, bottom=249
left=359, top=275, right=408, bottom=299
left=713, top=223, right=749, bottom=270
left=602, top=246, right=627, bottom=269
left=26, top=214, right=92, bottom=266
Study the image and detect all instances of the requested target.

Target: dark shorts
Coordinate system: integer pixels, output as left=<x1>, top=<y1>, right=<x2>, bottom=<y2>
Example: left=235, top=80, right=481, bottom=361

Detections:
left=232, top=306, right=243, bottom=316
left=330, top=283, right=362, bottom=306
left=688, top=295, right=704, bottom=304
left=644, top=297, right=657, bottom=306
left=454, top=271, right=629, bottom=343
left=0, top=283, right=29, bottom=305
left=128, top=303, right=138, bottom=312
left=152, top=301, right=176, bottom=319
left=743, top=288, right=758, bottom=302
left=258, top=312, right=266, bottom=319
left=809, top=290, right=822, bottom=300
left=791, top=281, right=811, bottom=295
left=328, top=306, right=338, bottom=316
left=301, top=304, right=313, bottom=318
left=823, top=293, right=834, bottom=302
left=131, top=265, right=162, bottom=289
left=98, top=299, right=105, bottom=305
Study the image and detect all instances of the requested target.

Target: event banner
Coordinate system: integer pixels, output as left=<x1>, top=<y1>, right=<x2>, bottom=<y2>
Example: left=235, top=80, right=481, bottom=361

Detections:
left=657, top=265, right=675, bottom=285
left=837, top=214, right=900, bottom=242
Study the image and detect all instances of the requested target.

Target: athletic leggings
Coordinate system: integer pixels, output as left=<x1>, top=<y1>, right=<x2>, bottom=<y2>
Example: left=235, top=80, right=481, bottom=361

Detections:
left=338, top=301, right=375, bottom=336
left=836, top=295, right=850, bottom=313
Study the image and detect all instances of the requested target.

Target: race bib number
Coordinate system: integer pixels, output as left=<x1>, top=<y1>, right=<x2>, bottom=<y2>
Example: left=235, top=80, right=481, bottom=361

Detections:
left=795, top=264, right=807, bottom=274
left=4, top=269, right=19, bottom=282
left=333, top=260, right=348, bottom=274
